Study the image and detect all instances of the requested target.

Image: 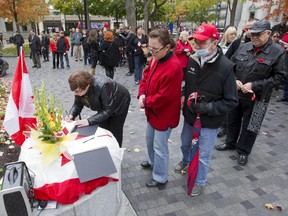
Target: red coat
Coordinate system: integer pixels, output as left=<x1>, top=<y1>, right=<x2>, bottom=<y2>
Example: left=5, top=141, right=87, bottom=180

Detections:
left=138, top=53, right=183, bottom=130
left=174, top=40, right=193, bottom=69
left=50, top=38, right=57, bottom=53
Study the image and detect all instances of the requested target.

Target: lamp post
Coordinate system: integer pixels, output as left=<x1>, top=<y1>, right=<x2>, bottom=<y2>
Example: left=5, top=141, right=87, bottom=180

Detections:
left=216, top=2, right=221, bottom=28
left=83, top=0, right=90, bottom=29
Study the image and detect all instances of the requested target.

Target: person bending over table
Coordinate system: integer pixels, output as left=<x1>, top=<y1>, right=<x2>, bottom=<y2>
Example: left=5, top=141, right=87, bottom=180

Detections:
left=65, top=71, right=131, bottom=147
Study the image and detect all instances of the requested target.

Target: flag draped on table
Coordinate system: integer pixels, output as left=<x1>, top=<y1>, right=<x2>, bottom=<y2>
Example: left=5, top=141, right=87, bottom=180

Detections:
left=187, top=91, right=202, bottom=196
left=3, top=48, right=37, bottom=146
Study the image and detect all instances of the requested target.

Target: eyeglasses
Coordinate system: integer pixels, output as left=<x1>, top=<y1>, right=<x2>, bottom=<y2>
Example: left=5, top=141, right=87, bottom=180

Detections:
left=148, top=46, right=165, bottom=53
left=272, top=35, right=280, bottom=38
left=250, top=31, right=267, bottom=37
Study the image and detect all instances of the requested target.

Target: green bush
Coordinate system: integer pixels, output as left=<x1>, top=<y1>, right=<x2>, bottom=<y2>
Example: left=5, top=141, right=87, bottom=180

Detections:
left=2, top=43, right=31, bottom=57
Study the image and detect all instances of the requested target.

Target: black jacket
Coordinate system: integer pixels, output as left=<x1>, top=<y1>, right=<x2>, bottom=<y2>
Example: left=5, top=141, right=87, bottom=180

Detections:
left=99, top=40, right=120, bottom=67
left=13, top=34, right=24, bottom=46
left=87, top=38, right=99, bottom=60
left=182, top=47, right=238, bottom=128
left=29, top=35, right=41, bottom=53
left=231, top=38, right=287, bottom=100
left=69, top=75, right=131, bottom=125
left=56, top=36, right=68, bottom=53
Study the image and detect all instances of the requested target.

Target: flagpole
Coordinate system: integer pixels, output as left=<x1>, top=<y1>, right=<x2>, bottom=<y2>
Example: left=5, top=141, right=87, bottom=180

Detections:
left=20, top=46, right=23, bottom=74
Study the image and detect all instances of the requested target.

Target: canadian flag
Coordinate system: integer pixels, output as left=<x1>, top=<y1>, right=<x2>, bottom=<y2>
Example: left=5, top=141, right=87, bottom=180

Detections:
left=4, top=49, right=37, bottom=146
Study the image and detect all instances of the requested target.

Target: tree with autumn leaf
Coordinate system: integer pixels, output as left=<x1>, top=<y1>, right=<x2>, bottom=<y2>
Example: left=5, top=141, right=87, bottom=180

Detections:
left=166, top=0, right=219, bottom=26
left=52, top=0, right=85, bottom=25
left=0, top=0, right=49, bottom=31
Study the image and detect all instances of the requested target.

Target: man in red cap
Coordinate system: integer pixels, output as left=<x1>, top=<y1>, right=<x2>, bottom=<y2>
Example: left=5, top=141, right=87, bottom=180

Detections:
left=174, top=24, right=238, bottom=196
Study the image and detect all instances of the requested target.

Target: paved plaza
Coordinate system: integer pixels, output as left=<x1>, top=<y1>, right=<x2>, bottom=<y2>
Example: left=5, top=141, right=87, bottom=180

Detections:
left=2, top=55, right=288, bottom=216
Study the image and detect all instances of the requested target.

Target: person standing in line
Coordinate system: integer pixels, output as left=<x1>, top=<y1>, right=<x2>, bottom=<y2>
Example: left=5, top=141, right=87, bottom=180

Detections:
left=41, top=30, right=50, bottom=62
left=120, top=26, right=135, bottom=76
left=74, top=28, right=83, bottom=61
left=219, top=26, right=238, bottom=55
left=215, top=20, right=287, bottom=166
left=87, top=29, right=99, bottom=75
left=50, top=33, right=59, bottom=69
left=174, top=30, right=193, bottom=75
left=70, top=28, right=76, bottom=57
left=217, top=19, right=258, bottom=138
left=13, top=30, right=24, bottom=57
left=81, top=29, right=89, bottom=66
left=29, top=29, right=42, bottom=68
left=138, top=28, right=183, bottom=187
left=276, top=32, right=288, bottom=102
left=271, top=14, right=288, bottom=38
left=65, top=71, right=131, bottom=147
left=130, top=26, right=148, bottom=85
left=225, top=18, right=258, bottom=59
left=56, top=31, right=70, bottom=69
left=99, top=31, right=120, bottom=79
left=174, top=24, right=238, bottom=196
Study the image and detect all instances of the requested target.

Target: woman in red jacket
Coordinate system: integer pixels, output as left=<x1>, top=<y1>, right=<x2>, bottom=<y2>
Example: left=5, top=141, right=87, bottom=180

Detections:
left=50, top=33, right=59, bottom=69
left=174, top=31, right=193, bottom=74
left=138, top=28, right=183, bottom=187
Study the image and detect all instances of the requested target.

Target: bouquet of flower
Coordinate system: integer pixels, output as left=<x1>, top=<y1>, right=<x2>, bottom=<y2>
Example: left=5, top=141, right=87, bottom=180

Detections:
left=32, top=81, right=77, bottom=165
left=33, top=81, right=64, bottom=143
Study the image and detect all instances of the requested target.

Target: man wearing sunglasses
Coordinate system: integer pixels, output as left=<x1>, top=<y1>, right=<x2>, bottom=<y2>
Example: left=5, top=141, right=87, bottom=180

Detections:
left=216, top=20, right=287, bottom=166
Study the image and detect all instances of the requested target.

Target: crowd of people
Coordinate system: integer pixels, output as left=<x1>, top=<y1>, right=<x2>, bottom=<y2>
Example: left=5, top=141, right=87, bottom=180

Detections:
left=2, top=16, right=288, bottom=197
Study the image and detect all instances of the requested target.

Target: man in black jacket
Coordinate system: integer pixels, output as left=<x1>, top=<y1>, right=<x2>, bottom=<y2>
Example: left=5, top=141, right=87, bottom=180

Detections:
left=56, top=31, right=70, bottom=69
left=271, top=14, right=288, bottom=38
left=13, top=31, right=24, bottom=56
left=41, top=30, right=50, bottom=62
left=174, top=24, right=238, bottom=196
left=120, top=26, right=135, bottom=76
left=216, top=20, right=287, bottom=166
left=66, top=71, right=131, bottom=147
left=29, top=29, right=41, bottom=68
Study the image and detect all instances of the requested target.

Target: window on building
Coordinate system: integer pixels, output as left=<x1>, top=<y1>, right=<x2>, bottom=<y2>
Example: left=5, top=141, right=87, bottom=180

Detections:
left=5, top=22, right=14, bottom=31
left=22, top=25, right=28, bottom=31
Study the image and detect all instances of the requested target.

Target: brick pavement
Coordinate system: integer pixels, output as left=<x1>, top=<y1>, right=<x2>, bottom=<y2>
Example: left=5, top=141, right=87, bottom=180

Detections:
left=2, top=56, right=288, bottom=216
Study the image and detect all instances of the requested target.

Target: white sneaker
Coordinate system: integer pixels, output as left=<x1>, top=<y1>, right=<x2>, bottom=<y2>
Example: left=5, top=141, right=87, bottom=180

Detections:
left=191, top=185, right=204, bottom=197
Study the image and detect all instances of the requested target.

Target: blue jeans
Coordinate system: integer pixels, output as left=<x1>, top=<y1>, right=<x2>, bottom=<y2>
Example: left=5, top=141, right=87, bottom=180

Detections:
left=180, top=120, right=218, bottom=186
left=146, top=122, right=172, bottom=183
left=134, top=55, right=144, bottom=82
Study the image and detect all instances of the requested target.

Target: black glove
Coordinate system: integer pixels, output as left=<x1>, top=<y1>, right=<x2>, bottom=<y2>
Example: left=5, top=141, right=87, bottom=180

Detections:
left=188, top=101, right=212, bottom=114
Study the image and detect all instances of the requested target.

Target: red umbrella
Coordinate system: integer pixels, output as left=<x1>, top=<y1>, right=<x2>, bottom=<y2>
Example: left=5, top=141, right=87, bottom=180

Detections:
left=187, top=92, right=202, bottom=196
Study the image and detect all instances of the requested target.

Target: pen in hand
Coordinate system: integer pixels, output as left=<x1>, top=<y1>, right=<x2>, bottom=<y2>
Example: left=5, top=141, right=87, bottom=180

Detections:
left=83, top=137, right=95, bottom=143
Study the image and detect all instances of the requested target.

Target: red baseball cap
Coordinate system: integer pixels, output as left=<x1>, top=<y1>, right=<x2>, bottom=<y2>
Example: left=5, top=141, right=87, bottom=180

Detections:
left=189, top=24, right=219, bottom=41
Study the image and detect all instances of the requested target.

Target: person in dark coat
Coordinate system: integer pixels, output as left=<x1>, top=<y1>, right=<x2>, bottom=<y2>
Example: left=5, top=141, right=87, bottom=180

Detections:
left=65, top=71, right=131, bottom=147
left=271, top=14, right=288, bottom=38
left=41, top=30, right=50, bottom=62
left=99, top=31, right=120, bottom=79
left=216, top=20, right=287, bottom=166
left=129, top=26, right=148, bottom=85
left=80, top=29, right=89, bottom=66
left=174, top=24, right=238, bottom=196
left=120, top=26, right=135, bottom=76
left=13, top=31, right=25, bottom=56
left=56, top=31, right=70, bottom=69
left=29, top=29, right=41, bottom=68
left=87, top=29, right=99, bottom=75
